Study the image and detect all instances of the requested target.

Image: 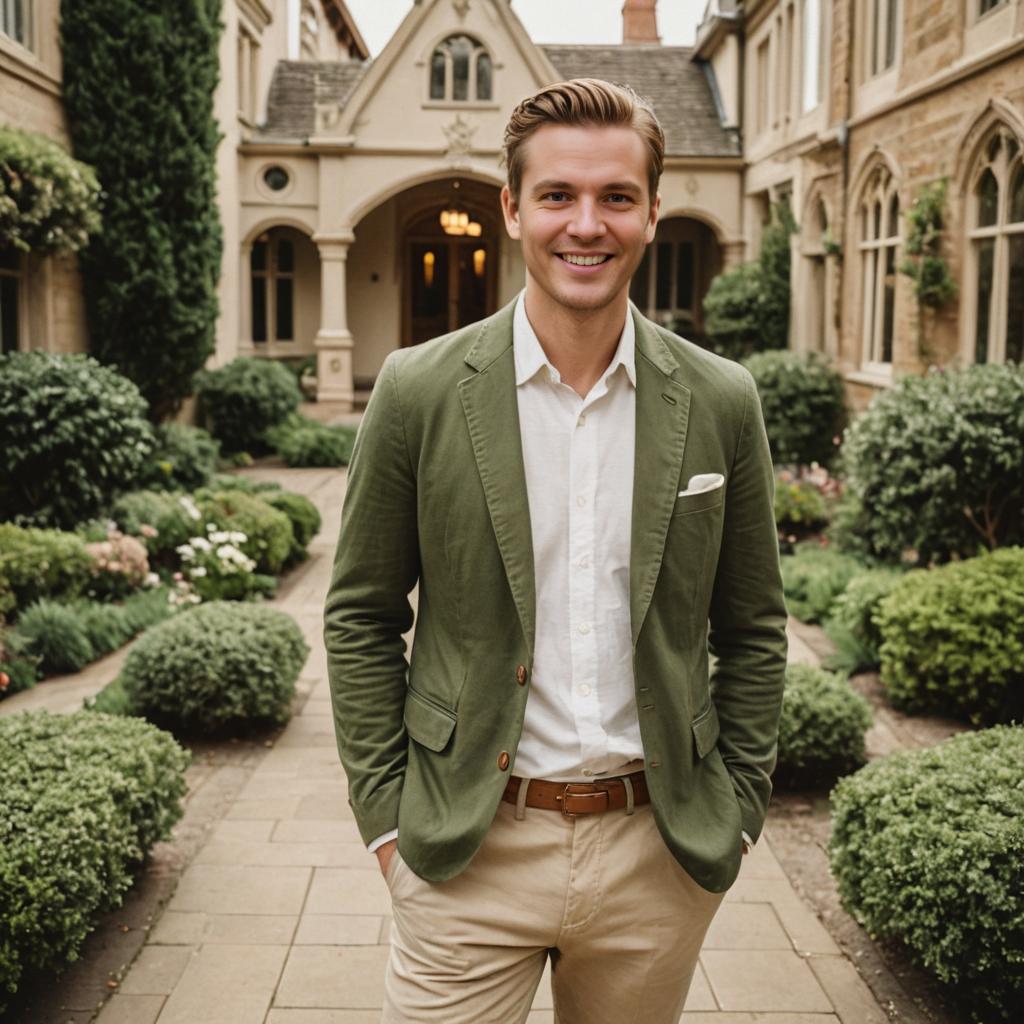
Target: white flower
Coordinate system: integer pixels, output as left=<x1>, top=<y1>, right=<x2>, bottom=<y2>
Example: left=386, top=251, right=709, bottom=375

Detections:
left=191, top=566, right=208, bottom=578
left=230, top=531, right=248, bottom=544
left=144, top=571, right=160, bottom=588
left=179, top=495, right=202, bottom=521
left=176, top=544, right=195, bottom=560
left=191, top=537, right=212, bottom=552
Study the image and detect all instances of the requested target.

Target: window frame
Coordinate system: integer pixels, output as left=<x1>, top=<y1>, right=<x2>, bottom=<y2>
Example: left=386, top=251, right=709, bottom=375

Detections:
left=857, top=165, right=901, bottom=373
left=250, top=231, right=296, bottom=347
left=0, top=0, right=33, bottom=51
left=426, top=34, right=494, bottom=106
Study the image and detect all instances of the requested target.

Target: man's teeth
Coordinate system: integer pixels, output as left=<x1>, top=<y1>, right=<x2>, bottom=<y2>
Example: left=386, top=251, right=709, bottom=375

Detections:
left=561, top=254, right=609, bottom=266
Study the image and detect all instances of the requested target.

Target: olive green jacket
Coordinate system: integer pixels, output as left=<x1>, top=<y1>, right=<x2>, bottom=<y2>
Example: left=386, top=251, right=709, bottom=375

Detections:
left=324, top=298, right=787, bottom=893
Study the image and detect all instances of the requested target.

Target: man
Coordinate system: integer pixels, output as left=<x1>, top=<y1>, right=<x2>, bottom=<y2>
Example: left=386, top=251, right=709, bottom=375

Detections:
left=324, top=78, right=787, bottom=1024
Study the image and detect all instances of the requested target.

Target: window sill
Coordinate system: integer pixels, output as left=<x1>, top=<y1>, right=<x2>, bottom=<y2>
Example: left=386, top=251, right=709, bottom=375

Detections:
left=0, top=35, right=60, bottom=94
left=844, top=366, right=894, bottom=390
left=421, top=100, right=500, bottom=112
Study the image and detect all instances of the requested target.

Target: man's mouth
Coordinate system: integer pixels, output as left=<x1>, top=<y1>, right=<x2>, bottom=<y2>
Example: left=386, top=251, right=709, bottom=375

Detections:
left=558, top=254, right=611, bottom=266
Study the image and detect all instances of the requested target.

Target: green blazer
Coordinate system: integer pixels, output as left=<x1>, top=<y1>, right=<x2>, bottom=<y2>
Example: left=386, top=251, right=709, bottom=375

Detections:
left=324, top=298, right=787, bottom=894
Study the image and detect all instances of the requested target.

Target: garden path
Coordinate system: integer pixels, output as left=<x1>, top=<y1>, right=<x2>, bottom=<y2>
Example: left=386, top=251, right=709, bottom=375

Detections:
left=14, top=464, right=889, bottom=1024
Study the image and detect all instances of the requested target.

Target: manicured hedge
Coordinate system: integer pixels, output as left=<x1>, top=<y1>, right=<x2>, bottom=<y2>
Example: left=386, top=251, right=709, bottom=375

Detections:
left=775, top=665, right=872, bottom=787
left=261, top=490, right=322, bottom=564
left=196, top=489, right=294, bottom=575
left=875, top=547, right=1024, bottom=724
left=139, top=423, right=220, bottom=492
left=119, top=601, right=308, bottom=734
left=0, top=523, right=93, bottom=616
left=830, top=727, right=1024, bottom=1022
left=780, top=544, right=864, bottom=623
left=267, top=414, right=356, bottom=467
left=824, top=568, right=903, bottom=674
left=0, top=711, right=189, bottom=1009
left=110, top=490, right=201, bottom=560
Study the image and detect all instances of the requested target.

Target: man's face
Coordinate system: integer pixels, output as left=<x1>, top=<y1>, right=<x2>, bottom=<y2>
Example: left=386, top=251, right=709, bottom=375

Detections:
left=501, top=123, right=660, bottom=316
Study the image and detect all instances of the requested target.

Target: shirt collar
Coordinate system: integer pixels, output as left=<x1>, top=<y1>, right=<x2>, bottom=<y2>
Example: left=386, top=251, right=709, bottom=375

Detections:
left=513, top=291, right=636, bottom=389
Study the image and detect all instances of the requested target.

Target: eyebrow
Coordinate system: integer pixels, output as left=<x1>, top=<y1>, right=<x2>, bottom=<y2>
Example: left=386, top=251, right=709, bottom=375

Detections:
left=531, top=179, right=644, bottom=197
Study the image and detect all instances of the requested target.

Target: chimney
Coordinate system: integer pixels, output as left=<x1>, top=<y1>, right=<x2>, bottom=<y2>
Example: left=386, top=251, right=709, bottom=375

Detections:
left=622, top=0, right=660, bottom=45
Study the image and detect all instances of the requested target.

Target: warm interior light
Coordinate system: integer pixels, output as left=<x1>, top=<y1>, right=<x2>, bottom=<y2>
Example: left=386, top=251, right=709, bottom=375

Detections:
left=473, top=248, right=486, bottom=278
left=440, top=206, right=483, bottom=237
left=467, top=221, right=482, bottom=237
left=423, top=250, right=435, bottom=287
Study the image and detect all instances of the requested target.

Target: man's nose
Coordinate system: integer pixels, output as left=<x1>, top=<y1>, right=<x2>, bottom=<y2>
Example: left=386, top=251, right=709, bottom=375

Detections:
left=568, top=198, right=606, bottom=240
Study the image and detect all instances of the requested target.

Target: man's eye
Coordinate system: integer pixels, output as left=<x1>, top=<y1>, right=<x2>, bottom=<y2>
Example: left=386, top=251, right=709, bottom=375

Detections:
left=607, top=193, right=631, bottom=204
left=544, top=192, right=569, bottom=202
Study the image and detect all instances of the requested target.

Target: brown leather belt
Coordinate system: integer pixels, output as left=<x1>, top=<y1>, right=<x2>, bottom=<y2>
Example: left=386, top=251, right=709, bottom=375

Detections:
left=502, top=772, right=650, bottom=817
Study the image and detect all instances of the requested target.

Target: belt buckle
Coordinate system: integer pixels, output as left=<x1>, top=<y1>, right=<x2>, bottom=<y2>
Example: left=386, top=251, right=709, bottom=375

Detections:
left=558, top=783, right=609, bottom=818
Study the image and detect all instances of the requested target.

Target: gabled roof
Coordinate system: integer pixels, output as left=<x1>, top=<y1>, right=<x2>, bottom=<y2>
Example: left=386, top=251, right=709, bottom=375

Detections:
left=541, top=45, right=740, bottom=158
left=258, top=45, right=739, bottom=159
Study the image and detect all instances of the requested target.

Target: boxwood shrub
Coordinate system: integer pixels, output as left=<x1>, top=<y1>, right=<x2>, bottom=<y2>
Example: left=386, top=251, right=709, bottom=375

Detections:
left=119, top=601, right=308, bottom=734
left=261, top=490, right=322, bottom=564
left=835, top=362, right=1024, bottom=564
left=139, top=423, right=220, bottom=492
left=196, top=489, right=293, bottom=574
left=196, top=357, right=302, bottom=454
left=0, top=352, right=155, bottom=528
left=780, top=544, right=864, bottom=623
left=110, top=489, right=200, bottom=560
left=0, top=523, right=93, bottom=616
left=267, top=414, right=356, bottom=468
left=824, top=568, right=904, bottom=674
left=0, top=711, right=189, bottom=1008
left=875, top=547, right=1024, bottom=724
left=829, top=727, right=1024, bottom=1022
left=743, top=351, right=845, bottom=467
left=0, top=628, right=39, bottom=700
left=775, top=665, right=872, bottom=787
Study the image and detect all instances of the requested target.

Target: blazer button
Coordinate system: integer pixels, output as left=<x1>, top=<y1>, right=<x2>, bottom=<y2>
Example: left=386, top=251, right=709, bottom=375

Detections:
left=497, top=751, right=510, bottom=771
left=516, top=664, right=528, bottom=686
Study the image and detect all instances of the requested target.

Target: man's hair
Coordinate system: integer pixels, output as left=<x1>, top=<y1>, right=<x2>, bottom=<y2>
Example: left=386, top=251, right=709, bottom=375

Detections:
left=503, top=78, right=665, bottom=203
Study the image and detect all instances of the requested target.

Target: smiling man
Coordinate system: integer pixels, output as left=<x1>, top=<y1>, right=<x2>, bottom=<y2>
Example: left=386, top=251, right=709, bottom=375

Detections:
left=324, top=79, right=788, bottom=1024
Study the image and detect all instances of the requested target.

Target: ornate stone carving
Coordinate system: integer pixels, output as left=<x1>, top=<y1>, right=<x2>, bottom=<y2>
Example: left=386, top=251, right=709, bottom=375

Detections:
left=315, top=101, right=343, bottom=134
left=452, top=0, right=471, bottom=20
left=685, top=175, right=700, bottom=197
left=444, top=114, right=477, bottom=160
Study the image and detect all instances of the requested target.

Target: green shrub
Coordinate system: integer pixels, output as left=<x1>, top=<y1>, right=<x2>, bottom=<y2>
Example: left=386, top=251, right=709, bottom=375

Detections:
left=0, top=352, right=155, bottom=528
left=775, top=665, right=871, bottom=787
left=824, top=568, right=904, bottom=674
left=0, top=123, right=102, bottom=255
left=196, top=490, right=293, bottom=574
left=0, top=710, right=188, bottom=1008
left=176, top=528, right=276, bottom=602
left=829, top=727, right=1024, bottom=1022
left=14, top=600, right=95, bottom=675
left=119, top=602, right=308, bottom=734
left=207, top=473, right=282, bottom=495
left=196, top=357, right=302, bottom=454
left=266, top=413, right=356, bottom=467
left=875, top=547, right=1024, bottom=723
left=261, top=491, right=322, bottom=564
left=110, top=490, right=199, bottom=559
left=139, top=424, right=220, bottom=492
left=0, top=523, right=93, bottom=616
left=744, top=351, right=845, bottom=466
left=835, top=363, right=1024, bottom=564
left=780, top=544, right=864, bottom=623
left=0, top=628, right=39, bottom=700
left=775, top=478, right=828, bottom=531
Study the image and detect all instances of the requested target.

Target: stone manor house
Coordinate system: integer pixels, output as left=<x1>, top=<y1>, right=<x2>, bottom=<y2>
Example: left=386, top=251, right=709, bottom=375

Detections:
left=1, top=0, right=1022, bottom=409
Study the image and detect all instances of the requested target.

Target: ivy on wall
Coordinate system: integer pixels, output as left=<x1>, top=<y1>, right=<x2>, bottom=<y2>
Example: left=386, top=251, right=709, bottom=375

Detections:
left=60, top=0, right=224, bottom=421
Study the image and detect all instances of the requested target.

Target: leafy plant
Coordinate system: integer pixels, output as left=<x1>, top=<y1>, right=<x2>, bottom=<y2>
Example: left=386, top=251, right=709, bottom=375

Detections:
left=875, top=547, right=1024, bottom=724
left=266, top=414, right=357, bottom=468
left=0, top=352, right=155, bottom=529
left=118, top=602, right=308, bottom=734
left=0, top=628, right=39, bottom=700
left=260, top=490, right=322, bottom=564
left=823, top=568, right=904, bottom=674
left=834, top=363, right=1024, bottom=564
left=775, top=478, right=828, bottom=531
left=744, top=351, right=845, bottom=466
left=0, top=523, right=93, bottom=617
left=775, top=665, right=872, bottom=787
left=196, top=489, right=294, bottom=574
left=109, top=490, right=201, bottom=561
left=60, top=0, right=223, bottom=421
left=0, top=123, right=101, bottom=254
left=780, top=544, right=864, bottom=623
left=900, top=180, right=957, bottom=305
left=830, top=727, right=1024, bottom=1022
left=138, top=424, right=220, bottom=492
left=0, top=711, right=188, bottom=1008
left=175, top=528, right=275, bottom=602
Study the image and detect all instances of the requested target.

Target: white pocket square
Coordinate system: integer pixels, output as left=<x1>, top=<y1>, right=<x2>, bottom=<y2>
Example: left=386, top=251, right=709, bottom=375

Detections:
left=678, top=473, right=725, bottom=498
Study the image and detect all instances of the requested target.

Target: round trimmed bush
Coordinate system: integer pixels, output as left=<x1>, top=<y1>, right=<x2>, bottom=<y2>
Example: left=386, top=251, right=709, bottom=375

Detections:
left=775, top=665, right=872, bottom=787
left=0, top=523, right=93, bottom=616
left=0, top=710, right=188, bottom=1008
left=110, top=489, right=200, bottom=559
left=781, top=543, right=864, bottom=623
left=139, top=423, right=220, bottom=491
left=823, top=567, right=903, bottom=674
left=0, top=352, right=155, bottom=528
left=261, top=490, right=322, bottom=564
left=119, top=601, right=308, bottom=734
left=743, top=351, right=845, bottom=466
left=196, top=357, right=302, bottom=454
left=266, top=414, right=356, bottom=467
left=835, top=363, right=1024, bottom=564
left=196, top=489, right=294, bottom=574
left=829, top=727, right=1024, bottom=1022
left=875, top=547, right=1024, bottom=724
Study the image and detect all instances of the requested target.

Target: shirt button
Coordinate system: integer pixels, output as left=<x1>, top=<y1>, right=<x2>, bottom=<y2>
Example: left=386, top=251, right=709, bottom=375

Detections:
left=578, top=555, right=590, bottom=569
left=576, top=495, right=586, bottom=507
left=578, top=414, right=587, bottom=427
left=497, top=751, right=510, bottom=771
left=516, top=664, right=528, bottom=686
left=578, top=623, right=590, bottom=635
left=577, top=683, right=591, bottom=697
left=581, top=768, right=594, bottom=777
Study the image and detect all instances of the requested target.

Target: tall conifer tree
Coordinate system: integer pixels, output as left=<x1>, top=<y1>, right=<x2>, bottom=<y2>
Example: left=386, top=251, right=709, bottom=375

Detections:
left=60, top=0, right=223, bottom=421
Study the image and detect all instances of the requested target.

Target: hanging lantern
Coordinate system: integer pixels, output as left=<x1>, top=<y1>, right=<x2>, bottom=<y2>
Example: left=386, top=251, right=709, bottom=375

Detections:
left=423, top=250, right=435, bottom=287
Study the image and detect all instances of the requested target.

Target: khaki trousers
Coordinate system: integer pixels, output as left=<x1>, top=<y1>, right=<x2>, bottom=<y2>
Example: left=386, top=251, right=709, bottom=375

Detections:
left=381, top=794, right=726, bottom=1024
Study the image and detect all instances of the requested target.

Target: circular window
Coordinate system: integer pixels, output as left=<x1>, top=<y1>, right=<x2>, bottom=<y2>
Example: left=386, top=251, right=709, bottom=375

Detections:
left=263, top=165, right=290, bottom=192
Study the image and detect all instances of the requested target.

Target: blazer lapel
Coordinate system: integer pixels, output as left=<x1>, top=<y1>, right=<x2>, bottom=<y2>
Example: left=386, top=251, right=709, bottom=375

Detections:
left=630, top=310, right=692, bottom=644
left=458, top=305, right=536, bottom=656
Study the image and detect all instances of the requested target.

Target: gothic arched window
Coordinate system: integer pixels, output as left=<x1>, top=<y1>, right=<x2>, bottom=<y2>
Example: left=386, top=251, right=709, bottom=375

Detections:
left=857, top=165, right=901, bottom=367
left=429, top=35, right=493, bottom=103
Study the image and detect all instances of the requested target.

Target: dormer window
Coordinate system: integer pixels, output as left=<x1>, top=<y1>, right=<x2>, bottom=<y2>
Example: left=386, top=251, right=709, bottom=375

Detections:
left=429, top=35, right=493, bottom=103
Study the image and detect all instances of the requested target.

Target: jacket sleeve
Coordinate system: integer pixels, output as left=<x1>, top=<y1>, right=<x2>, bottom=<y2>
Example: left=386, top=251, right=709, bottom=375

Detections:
left=707, top=369, right=788, bottom=843
left=323, top=352, right=420, bottom=845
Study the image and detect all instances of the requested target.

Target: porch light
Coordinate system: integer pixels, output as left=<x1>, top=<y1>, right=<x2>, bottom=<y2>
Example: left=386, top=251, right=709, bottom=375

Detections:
left=440, top=206, right=482, bottom=237
left=473, top=248, right=486, bottom=278
left=423, top=250, right=435, bottom=287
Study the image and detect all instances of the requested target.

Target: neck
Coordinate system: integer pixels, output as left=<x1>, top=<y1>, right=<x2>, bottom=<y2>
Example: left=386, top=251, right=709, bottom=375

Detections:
left=523, top=280, right=629, bottom=397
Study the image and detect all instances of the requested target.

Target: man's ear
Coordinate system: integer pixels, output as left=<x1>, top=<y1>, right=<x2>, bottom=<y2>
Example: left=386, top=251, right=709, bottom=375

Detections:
left=645, top=191, right=661, bottom=245
left=501, top=185, right=521, bottom=240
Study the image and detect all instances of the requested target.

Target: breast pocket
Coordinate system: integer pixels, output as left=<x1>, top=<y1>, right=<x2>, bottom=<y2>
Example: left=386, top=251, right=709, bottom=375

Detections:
left=672, top=487, right=724, bottom=517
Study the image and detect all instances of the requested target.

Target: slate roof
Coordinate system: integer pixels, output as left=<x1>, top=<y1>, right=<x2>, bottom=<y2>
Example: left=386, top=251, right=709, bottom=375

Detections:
left=258, top=45, right=739, bottom=158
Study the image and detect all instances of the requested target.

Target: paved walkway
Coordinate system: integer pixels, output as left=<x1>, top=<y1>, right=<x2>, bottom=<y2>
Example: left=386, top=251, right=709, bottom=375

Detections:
left=14, top=465, right=886, bottom=1024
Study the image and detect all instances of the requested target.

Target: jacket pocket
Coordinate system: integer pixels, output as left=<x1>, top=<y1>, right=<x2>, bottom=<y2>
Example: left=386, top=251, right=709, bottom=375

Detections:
left=672, top=489, right=724, bottom=517
left=404, top=687, right=457, bottom=752
left=692, top=701, right=721, bottom=759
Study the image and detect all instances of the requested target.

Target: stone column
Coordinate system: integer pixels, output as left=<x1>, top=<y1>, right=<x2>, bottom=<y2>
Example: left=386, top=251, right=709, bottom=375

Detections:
left=313, top=230, right=355, bottom=407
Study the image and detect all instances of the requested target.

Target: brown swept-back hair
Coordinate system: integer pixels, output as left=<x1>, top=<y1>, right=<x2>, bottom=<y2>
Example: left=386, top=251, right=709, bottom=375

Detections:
left=503, top=78, right=665, bottom=203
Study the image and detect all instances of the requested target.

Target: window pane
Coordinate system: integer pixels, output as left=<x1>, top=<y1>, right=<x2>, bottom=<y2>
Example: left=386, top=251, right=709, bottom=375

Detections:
left=430, top=51, right=446, bottom=99
left=977, top=169, right=999, bottom=227
left=864, top=250, right=877, bottom=358
left=888, top=193, right=900, bottom=238
left=276, top=238, right=294, bottom=273
left=1, top=273, right=18, bottom=353
left=676, top=242, right=695, bottom=311
left=979, top=0, right=1003, bottom=15
left=1009, top=163, right=1024, bottom=224
left=885, top=0, right=897, bottom=70
left=251, top=240, right=268, bottom=272
left=871, top=0, right=880, bottom=75
left=802, top=0, right=821, bottom=112
left=974, top=238, right=994, bottom=362
left=873, top=200, right=881, bottom=240
left=630, top=249, right=650, bottom=310
left=655, top=242, right=673, bottom=309
left=276, top=278, right=294, bottom=341
left=450, top=36, right=471, bottom=101
left=1007, top=235, right=1024, bottom=363
left=476, top=52, right=492, bottom=101
left=252, top=279, right=267, bottom=343
left=882, top=242, right=896, bottom=362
